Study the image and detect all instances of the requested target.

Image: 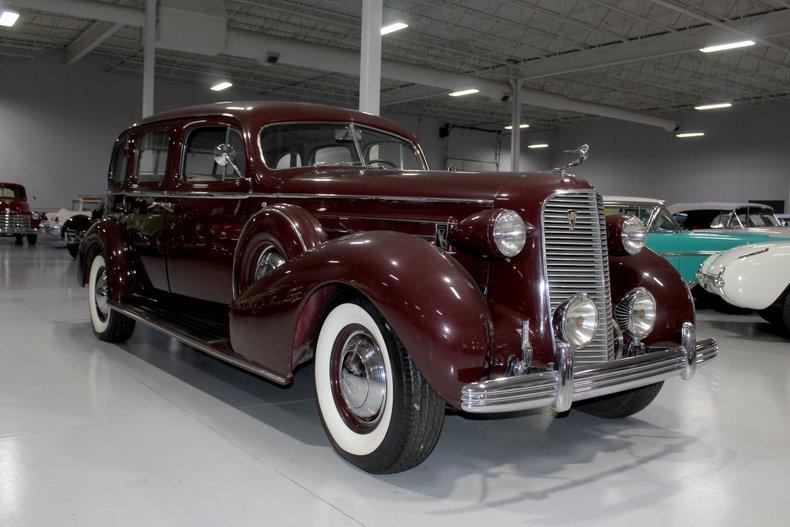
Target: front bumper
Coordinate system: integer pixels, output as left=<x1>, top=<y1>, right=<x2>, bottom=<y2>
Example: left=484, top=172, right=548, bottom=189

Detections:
left=461, top=322, right=717, bottom=413
left=696, top=269, right=724, bottom=294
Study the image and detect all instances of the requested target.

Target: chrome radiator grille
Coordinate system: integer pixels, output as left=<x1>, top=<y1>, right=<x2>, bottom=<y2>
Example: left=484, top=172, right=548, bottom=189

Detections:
left=542, top=191, right=614, bottom=366
left=0, top=213, right=32, bottom=233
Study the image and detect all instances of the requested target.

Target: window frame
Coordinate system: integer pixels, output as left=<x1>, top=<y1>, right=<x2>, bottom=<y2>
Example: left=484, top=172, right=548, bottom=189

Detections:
left=180, top=124, right=248, bottom=184
left=133, top=128, right=172, bottom=190
left=108, top=132, right=132, bottom=189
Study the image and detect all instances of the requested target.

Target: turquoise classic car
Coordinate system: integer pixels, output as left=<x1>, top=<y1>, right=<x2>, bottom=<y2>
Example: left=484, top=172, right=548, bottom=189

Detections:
left=604, top=196, right=786, bottom=284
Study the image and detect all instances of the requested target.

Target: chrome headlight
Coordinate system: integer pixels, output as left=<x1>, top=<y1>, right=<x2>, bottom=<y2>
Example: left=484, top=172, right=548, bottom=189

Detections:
left=492, top=209, right=527, bottom=258
left=555, top=294, right=598, bottom=348
left=616, top=287, right=656, bottom=340
left=621, top=216, right=646, bottom=255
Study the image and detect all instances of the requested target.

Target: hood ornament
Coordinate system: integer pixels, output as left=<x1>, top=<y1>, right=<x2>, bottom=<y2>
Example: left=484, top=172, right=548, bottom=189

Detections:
left=551, top=144, right=590, bottom=174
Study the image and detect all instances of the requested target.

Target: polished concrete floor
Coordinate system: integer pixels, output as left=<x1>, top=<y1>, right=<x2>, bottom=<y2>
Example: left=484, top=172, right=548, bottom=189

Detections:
left=2, top=239, right=789, bottom=526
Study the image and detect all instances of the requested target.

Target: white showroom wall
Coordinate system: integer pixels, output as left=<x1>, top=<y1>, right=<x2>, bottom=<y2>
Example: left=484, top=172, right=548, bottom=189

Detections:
left=547, top=104, right=790, bottom=210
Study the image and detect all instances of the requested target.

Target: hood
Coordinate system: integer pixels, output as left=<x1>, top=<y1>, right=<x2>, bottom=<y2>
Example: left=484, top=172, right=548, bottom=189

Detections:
left=702, top=240, right=790, bottom=274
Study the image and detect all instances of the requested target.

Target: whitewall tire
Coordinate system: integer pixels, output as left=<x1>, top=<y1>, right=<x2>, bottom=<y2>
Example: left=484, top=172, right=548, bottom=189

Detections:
left=87, top=253, right=135, bottom=342
left=315, top=297, right=445, bottom=473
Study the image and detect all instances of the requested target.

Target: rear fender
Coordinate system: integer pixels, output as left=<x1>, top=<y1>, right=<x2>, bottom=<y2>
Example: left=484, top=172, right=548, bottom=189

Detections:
left=77, top=217, right=136, bottom=302
left=230, top=231, right=492, bottom=407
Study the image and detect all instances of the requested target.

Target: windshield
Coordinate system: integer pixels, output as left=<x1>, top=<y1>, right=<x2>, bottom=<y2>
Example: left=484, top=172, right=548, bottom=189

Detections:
left=0, top=185, right=25, bottom=200
left=259, top=123, right=425, bottom=170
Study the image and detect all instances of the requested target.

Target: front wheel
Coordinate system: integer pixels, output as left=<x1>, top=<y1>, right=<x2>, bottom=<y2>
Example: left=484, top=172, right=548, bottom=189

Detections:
left=315, top=299, right=445, bottom=473
left=27, top=234, right=37, bottom=245
left=574, top=382, right=663, bottom=418
left=88, top=253, right=136, bottom=342
left=759, top=290, right=790, bottom=335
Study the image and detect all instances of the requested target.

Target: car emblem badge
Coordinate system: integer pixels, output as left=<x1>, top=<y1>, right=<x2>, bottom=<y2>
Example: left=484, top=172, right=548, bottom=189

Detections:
left=567, top=210, right=577, bottom=231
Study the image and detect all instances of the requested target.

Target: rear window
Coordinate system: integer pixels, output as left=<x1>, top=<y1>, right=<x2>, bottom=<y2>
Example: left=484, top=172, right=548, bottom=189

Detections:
left=0, top=185, right=25, bottom=199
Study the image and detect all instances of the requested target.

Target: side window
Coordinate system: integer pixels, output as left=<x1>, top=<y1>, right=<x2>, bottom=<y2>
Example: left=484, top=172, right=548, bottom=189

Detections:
left=183, top=126, right=246, bottom=182
left=109, top=137, right=129, bottom=184
left=137, top=131, right=170, bottom=184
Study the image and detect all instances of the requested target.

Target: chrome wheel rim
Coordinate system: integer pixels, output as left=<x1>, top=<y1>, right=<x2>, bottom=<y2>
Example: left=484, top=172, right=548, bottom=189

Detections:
left=337, top=331, right=387, bottom=423
left=253, top=245, right=285, bottom=282
left=94, top=267, right=109, bottom=321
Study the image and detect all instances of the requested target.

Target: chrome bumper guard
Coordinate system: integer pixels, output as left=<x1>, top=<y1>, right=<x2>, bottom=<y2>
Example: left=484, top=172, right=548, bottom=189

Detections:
left=461, top=322, right=717, bottom=413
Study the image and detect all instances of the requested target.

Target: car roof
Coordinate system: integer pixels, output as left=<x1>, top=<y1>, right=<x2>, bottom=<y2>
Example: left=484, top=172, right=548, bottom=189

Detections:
left=603, top=195, right=665, bottom=205
left=669, top=202, right=773, bottom=214
left=134, top=101, right=418, bottom=143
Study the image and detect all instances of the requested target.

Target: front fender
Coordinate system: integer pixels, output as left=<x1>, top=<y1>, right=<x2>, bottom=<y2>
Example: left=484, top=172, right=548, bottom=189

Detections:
left=609, top=247, right=694, bottom=347
left=230, top=231, right=492, bottom=407
left=78, top=217, right=136, bottom=302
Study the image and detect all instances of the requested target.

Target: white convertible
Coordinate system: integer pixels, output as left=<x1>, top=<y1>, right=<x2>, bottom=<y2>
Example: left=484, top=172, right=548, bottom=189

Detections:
left=698, top=241, right=790, bottom=333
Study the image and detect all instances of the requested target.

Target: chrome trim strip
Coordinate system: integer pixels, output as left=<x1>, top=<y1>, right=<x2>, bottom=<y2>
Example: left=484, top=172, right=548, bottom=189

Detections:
left=660, top=250, right=720, bottom=257
left=461, top=331, right=717, bottom=413
left=109, top=302, right=290, bottom=385
left=108, top=190, right=493, bottom=205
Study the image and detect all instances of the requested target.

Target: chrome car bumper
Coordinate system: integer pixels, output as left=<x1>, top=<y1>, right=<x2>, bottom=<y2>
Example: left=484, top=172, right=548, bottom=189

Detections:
left=696, top=269, right=724, bottom=293
left=461, top=323, right=717, bottom=413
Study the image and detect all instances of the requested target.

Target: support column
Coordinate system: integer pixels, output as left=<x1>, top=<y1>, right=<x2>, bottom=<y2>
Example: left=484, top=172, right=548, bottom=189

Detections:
left=142, top=0, right=156, bottom=118
left=359, top=0, right=382, bottom=115
left=509, top=78, right=523, bottom=172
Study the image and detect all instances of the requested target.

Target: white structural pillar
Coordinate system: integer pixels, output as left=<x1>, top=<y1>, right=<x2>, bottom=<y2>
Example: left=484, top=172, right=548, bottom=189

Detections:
left=142, top=0, right=156, bottom=118
left=359, top=0, right=382, bottom=115
left=509, top=78, right=523, bottom=172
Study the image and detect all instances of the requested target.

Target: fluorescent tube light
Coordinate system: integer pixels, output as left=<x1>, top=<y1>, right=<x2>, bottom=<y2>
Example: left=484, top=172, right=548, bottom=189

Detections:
left=699, top=40, right=755, bottom=53
left=380, top=22, right=408, bottom=35
left=504, top=124, right=530, bottom=130
left=0, top=9, right=20, bottom=27
left=694, top=102, right=732, bottom=111
left=676, top=132, right=705, bottom=138
left=448, top=88, right=479, bottom=97
left=528, top=143, right=549, bottom=149
left=210, top=81, right=233, bottom=91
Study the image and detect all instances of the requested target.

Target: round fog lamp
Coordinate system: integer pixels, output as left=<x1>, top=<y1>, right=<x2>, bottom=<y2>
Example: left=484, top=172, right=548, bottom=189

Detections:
left=556, top=294, right=598, bottom=348
left=492, top=210, right=527, bottom=257
left=621, top=216, right=646, bottom=255
left=616, top=287, right=656, bottom=339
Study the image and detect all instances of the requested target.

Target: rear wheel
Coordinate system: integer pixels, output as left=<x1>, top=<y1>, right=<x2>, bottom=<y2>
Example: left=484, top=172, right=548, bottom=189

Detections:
left=575, top=382, right=663, bottom=418
left=26, top=234, right=37, bottom=245
left=88, top=254, right=135, bottom=342
left=14, top=235, right=23, bottom=245
left=315, top=298, right=445, bottom=473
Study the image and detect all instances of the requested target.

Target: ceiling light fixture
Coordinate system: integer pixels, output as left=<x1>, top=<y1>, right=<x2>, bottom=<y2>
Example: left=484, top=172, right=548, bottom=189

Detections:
left=210, top=81, right=233, bottom=91
left=694, top=102, right=732, bottom=111
left=448, top=88, right=479, bottom=97
left=505, top=124, right=530, bottom=130
left=528, top=143, right=549, bottom=149
left=380, top=22, right=408, bottom=35
left=0, top=9, right=20, bottom=27
left=676, top=132, right=705, bottom=138
left=699, top=40, right=755, bottom=53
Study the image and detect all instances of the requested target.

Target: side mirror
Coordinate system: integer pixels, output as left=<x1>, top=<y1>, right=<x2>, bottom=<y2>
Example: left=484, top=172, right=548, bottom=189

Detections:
left=213, top=143, right=236, bottom=167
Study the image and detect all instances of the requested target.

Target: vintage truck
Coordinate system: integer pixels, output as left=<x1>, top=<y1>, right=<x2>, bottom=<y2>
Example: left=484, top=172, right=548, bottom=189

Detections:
left=78, top=102, right=718, bottom=473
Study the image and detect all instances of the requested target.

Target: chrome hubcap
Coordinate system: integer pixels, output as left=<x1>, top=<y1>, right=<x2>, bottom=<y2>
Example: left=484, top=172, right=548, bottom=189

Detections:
left=94, top=267, right=109, bottom=321
left=253, top=245, right=285, bottom=282
left=338, top=332, right=387, bottom=421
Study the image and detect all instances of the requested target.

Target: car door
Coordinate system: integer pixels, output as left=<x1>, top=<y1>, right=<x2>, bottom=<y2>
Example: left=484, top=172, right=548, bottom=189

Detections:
left=165, top=119, right=251, bottom=304
left=122, top=125, right=177, bottom=292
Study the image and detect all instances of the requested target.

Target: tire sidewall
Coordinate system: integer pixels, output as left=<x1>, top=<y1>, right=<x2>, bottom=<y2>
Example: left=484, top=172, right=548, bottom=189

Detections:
left=315, top=301, right=406, bottom=464
left=88, top=254, right=110, bottom=334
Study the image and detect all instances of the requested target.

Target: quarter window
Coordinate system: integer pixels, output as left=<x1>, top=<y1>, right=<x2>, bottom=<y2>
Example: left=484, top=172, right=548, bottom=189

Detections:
left=183, top=126, right=246, bottom=182
left=136, top=132, right=170, bottom=184
left=110, top=137, right=130, bottom=184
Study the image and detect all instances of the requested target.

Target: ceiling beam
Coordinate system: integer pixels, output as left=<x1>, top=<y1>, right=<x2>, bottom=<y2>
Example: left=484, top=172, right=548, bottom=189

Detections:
left=65, top=20, right=121, bottom=65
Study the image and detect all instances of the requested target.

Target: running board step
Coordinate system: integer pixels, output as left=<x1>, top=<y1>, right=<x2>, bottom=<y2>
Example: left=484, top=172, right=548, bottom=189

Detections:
left=109, top=301, right=290, bottom=385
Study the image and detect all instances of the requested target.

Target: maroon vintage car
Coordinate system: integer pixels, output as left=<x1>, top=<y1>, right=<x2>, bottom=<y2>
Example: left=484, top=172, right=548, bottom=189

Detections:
left=1, top=182, right=38, bottom=245
left=78, top=102, right=718, bottom=473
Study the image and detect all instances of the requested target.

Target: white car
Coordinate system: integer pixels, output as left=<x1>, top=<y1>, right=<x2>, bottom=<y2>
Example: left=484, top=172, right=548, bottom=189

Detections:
left=41, top=196, right=103, bottom=237
left=698, top=241, right=790, bottom=333
left=669, top=202, right=790, bottom=237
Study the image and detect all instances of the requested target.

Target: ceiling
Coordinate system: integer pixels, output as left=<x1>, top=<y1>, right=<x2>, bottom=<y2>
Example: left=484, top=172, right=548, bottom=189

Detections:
left=1, top=0, right=790, bottom=131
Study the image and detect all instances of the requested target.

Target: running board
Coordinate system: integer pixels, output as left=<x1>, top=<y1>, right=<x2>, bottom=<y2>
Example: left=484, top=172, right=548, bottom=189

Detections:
left=109, top=301, right=290, bottom=385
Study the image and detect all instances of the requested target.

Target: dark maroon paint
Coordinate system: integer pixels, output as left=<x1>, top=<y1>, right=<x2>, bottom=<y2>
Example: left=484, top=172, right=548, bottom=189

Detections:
left=79, top=102, right=694, bottom=409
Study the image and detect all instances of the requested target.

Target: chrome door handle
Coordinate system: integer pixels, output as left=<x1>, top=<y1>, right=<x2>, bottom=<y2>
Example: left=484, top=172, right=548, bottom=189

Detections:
left=149, top=201, right=175, bottom=213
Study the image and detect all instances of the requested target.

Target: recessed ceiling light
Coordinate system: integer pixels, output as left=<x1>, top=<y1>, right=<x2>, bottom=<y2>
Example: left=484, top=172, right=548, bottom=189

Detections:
left=210, top=81, right=233, bottom=91
left=0, top=9, right=20, bottom=27
left=448, top=88, right=479, bottom=97
left=694, top=102, right=732, bottom=111
left=528, top=143, right=549, bottom=149
left=505, top=124, right=530, bottom=130
left=699, top=40, right=755, bottom=53
left=676, top=132, right=705, bottom=138
left=380, top=22, right=408, bottom=35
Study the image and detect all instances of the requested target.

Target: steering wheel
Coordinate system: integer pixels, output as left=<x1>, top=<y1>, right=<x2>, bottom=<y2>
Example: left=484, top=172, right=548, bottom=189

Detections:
left=367, top=159, right=398, bottom=169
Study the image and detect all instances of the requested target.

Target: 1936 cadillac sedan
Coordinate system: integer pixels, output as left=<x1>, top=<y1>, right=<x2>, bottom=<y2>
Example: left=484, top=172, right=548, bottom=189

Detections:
left=78, top=102, right=718, bottom=473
